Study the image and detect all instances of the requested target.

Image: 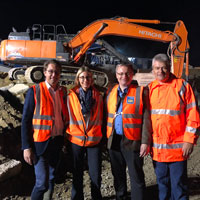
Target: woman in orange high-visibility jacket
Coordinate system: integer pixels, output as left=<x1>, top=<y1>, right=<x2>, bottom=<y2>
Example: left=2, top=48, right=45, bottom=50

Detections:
left=66, top=66, right=103, bottom=200
left=149, top=54, right=200, bottom=200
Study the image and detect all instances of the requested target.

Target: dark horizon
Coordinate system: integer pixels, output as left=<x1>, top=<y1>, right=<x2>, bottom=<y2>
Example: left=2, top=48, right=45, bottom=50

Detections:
left=0, top=0, right=199, bottom=66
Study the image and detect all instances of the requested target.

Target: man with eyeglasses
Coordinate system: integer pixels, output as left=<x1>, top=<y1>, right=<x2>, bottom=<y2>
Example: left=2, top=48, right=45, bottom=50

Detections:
left=21, top=59, right=68, bottom=200
left=105, top=63, right=152, bottom=200
left=149, top=54, right=200, bottom=200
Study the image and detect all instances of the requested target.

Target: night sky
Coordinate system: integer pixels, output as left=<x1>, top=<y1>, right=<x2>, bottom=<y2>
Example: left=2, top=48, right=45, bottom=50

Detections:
left=1, top=0, right=199, bottom=66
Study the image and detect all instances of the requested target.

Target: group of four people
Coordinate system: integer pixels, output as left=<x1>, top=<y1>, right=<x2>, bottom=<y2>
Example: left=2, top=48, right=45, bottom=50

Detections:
left=21, top=53, right=200, bottom=200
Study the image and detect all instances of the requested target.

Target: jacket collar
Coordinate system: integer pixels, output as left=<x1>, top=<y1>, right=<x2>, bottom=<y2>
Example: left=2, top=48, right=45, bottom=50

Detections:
left=151, top=73, right=177, bottom=89
left=45, top=80, right=60, bottom=91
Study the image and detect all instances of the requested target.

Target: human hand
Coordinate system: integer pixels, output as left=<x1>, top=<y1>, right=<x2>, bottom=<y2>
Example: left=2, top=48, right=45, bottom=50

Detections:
left=23, top=148, right=35, bottom=165
left=140, top=144, right=150, bottom=157
left=182, top=142, right=194, bottom=158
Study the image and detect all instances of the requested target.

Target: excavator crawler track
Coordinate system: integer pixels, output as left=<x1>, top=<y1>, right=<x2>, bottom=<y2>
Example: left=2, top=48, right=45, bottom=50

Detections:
left=24, top=65, right=109, bottom=87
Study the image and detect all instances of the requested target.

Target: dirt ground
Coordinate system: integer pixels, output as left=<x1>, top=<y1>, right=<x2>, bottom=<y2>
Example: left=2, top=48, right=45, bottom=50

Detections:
left=0, top=71, right=200, bottom=200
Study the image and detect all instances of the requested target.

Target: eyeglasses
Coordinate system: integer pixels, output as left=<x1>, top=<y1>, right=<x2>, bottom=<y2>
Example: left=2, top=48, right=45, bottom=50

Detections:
left=116, top=72, right=132, bottom=77
left=79, top=76, right=92, bottom=80
left=46, top=70, right=60, bottom=75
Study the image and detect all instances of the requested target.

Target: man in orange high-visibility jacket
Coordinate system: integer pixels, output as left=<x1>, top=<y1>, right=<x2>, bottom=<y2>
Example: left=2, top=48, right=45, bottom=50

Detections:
left=105, top=63, right=152, bottom=200
left=21, top=60, right=68, bottom=200
left=149, top=53, right=200, bottom=200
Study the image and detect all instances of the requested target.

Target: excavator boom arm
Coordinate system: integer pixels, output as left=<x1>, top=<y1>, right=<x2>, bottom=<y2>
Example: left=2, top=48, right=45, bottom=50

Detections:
left=67, top=17, right=189, bottom=78
left=68, top=18, right=176, bottom=49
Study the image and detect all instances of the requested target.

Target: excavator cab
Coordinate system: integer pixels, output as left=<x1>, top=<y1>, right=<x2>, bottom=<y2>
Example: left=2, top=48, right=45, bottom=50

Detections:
left=8, top=24, right=68, bottom=41
left=2, top=24, right=72, bottom=83
left=30, top=24, right=68, bottom=41
left=3, top=25, right=65, bottom=82
left=1, top=24, right=72, bottom=65
left=0, top=23, right=109, bottom=87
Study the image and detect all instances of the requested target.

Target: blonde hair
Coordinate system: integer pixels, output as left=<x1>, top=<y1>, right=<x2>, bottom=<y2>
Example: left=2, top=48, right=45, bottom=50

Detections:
left=75, top=66, right=93, bottom=86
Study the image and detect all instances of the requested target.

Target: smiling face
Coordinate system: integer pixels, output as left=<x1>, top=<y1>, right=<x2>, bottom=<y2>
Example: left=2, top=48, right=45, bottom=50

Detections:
left=116, top=65, right=134, bottom=90
left=44, top=63, right=61, bottom=89
left=78, top=71, right=93, bottom=91
left=152, top=60, right=170, bottom=82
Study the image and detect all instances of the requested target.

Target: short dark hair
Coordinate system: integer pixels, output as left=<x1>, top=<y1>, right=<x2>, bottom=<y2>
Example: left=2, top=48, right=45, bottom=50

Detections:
left=43, top=59, right=62, bottom=72
left=115, top=63, right=136, bottom=74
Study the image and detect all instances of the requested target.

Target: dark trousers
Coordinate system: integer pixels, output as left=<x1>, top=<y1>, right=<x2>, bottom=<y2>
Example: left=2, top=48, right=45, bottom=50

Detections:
left=153, top=160, right=188, bottom=200
left=31, top=137, right=63, bottom=200
left=109, top=135, right=145, bottom=200
left=71, top=142, right=102, bottom=200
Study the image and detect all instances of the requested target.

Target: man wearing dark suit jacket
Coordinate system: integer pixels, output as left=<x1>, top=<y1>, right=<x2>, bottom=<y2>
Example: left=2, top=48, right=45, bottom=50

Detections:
left=21, top=59, right=68, bottom=200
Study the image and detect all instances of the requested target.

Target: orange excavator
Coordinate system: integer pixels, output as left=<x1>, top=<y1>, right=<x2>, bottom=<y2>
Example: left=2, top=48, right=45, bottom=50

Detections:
left=68, top=17, right=189, bottom=77
left=0, top=16, right=194, bottom=89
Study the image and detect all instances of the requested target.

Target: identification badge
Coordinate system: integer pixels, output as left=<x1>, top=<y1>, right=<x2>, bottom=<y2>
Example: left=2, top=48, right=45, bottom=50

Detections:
left=127, top=96, right=134, bottom=104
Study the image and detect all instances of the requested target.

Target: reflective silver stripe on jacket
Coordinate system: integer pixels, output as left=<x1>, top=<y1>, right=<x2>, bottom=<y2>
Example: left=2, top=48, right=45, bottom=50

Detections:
left=151, top=81, right=187, bottom=117
left=67, top=92, right=102, bottom=128
left=124, top=124, right=141, bottom=128
left=88, top=120, right=102, bottom=126
left=33, top=84, right=52, bottom=121
left=33, top=115, right=52, bottom=120
left=179, top=81, right=187, bottom=112
left=122, top=86, right=142, bottom=130
left=108, top=113, right=142, bottom=119
left=153, top=142, right=184, bottom=149
left=72, top=135, right=102, bottom=142
left=151, top=109, right=180, bottom=116
left=107, top=87, right=142, bottom=118
left=179, top=80, right=187, bottom=98
left=108, top=113, right=115, bottom=118
left=186, top=102, right=196, bottom=110
left=67, top=96, right=81, bottom=126
left=123, top=113, right=142, bottom=119
left=33, top=124, right=51, bottom=130
left=185, top=126, right=197, bottom=134
left=35, top=84, right=41, bottom=116
left=107, top=86, right=142, bottom=129
left=135, top=86, right=141, bottom=114
left=68, top=119, right=84, bottom=126
left=107, top=122, right=112, bottom=127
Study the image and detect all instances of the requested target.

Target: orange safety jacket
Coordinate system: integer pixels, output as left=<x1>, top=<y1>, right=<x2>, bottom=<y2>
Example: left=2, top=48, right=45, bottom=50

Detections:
left=106, top=84, right=144, bottom=140
left=66, top=86, right=103, bottom=147
left=32, top=82, right=68, bottom=142
left=149, top=74, right=200, bottom=162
